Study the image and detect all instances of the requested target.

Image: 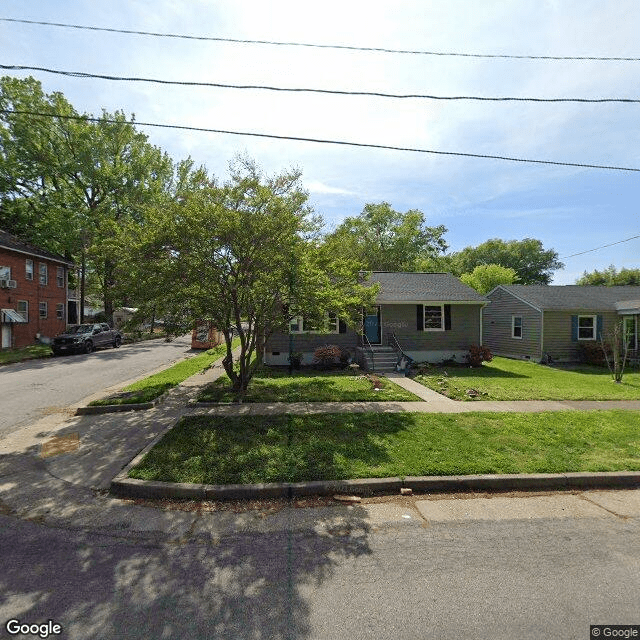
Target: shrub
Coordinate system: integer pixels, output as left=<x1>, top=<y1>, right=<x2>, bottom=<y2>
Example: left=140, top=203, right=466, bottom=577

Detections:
left=313, top=344, right=341, bottom=369
left=578, top=342, right=609, bottom=367
left=467, top=345, right=493, bottom=367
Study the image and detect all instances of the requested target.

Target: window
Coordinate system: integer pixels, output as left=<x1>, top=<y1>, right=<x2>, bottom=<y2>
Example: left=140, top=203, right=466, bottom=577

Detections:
left=288, top=312, right=340, bottom=334
left=56, top=303, right=65, bottom=320
left=623, top=316, right=637, bottom=350
left=25, top=259, right=33, bottom=280
left=56, top=267, right=65, bottom=288
left=0, top=266, right=9, bottom=280
left=512, top=316, right=523, bottom=339
left=39, top=263, right=48, bottom=285
left=39, top=302, right=48, bottom=319
left=327, top=311, right=339, bottom=334
left=578, top=315, right=596, bottom=340
left=423, top=305, right=444, bottom=331
left=289, top=316, right=303, bottom=333
left=17, top=300, right=28, bottom=322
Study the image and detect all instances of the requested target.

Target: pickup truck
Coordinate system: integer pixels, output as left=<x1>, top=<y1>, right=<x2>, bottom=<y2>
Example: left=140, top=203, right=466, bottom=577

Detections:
left=52, top=323, right=122, bottom=355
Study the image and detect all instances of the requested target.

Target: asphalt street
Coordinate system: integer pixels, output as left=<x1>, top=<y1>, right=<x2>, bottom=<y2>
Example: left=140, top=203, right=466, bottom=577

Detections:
left=0, top=334, right=193, bottom=437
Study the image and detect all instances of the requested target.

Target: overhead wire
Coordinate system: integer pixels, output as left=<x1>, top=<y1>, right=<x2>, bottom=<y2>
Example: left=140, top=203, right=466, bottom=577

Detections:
left=2, top=17, right=640, bottom=61
left=2, top=108, right=639, bottom=173
left=561, top=235, right=640, bottom=258
left=2, top=64, right=639, bottom=103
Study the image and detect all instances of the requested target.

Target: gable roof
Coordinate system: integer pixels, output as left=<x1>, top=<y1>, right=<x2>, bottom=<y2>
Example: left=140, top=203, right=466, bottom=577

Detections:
left=495, top=285, right=640, bottom=311
left=0, top=230, right=74, bottom=266
left=367, top=272, right=487, bottom=303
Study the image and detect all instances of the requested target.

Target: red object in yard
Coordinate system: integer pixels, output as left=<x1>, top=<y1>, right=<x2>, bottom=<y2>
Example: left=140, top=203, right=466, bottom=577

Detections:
left=191, top=320, right=224, bottom=349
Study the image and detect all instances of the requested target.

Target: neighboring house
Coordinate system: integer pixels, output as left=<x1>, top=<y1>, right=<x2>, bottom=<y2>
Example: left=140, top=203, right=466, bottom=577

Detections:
left=482, top=285, right=640, bottom=362
left=263, top=272, right=487, bottom=371
left=0, top=230, right=74, bottom=349
left=112, top=307, right=139, bottom=329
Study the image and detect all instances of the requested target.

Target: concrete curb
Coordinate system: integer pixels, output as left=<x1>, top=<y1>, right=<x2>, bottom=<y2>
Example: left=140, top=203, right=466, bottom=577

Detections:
left=76, top=391, right=169, bottom=414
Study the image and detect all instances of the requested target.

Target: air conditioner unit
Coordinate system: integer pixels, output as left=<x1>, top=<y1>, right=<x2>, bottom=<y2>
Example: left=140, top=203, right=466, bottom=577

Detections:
left=7, top=280, right=17, bottom=289
left=0, top=279, right=8, bottom=288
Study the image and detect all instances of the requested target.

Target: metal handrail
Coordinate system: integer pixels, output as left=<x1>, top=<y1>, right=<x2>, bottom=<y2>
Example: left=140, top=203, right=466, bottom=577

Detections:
left=390, top=332, right=414, bottom=372
left=361, top=332, right=375, bottom=372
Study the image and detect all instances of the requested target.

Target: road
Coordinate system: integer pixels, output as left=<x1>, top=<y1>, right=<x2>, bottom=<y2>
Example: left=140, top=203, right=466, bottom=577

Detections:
left=1, top=492, right=639, bottom=640
left=0, top=334, right=193, bottom=437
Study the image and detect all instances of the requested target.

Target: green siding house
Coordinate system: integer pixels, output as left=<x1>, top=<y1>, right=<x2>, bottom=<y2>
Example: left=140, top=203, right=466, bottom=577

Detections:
left=263, top=272, right=487, bottom=371
left=482, top=285, right=640, bottom=362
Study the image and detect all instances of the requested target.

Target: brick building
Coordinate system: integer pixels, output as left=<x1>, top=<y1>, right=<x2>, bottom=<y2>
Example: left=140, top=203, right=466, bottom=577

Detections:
left=0, top=230, right=74, bottom=349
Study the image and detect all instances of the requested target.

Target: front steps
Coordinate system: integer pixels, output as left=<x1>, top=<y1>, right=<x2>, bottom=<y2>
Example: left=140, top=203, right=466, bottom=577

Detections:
left=357, top=346, right=400, bottom=373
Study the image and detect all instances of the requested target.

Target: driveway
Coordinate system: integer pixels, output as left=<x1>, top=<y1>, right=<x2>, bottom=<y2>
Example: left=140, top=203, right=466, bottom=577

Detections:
left=0, top=334, right=194, bottom=437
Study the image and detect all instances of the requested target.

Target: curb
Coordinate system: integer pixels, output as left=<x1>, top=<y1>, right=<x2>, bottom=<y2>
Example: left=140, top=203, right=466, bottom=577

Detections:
left=76, top=391, right=169, bottom=415
left=111, top=468, right=640, bottom=501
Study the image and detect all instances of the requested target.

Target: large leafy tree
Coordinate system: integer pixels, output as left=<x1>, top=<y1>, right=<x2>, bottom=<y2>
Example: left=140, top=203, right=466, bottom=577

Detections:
left=118, top=158, right=376, bottom=393
left=449, top=238, right=563, bottom=285
left=323, top=202, right=447, bottom=272
left=459, top=264, right=518, bottom=294
left=0, top=75, right=173, bottom=320
left=576, top=265, right=640, bottom=286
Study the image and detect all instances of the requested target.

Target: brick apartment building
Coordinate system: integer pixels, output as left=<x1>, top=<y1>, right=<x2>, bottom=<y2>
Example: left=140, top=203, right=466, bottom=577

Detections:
left=0, top=230, right=74, bottom=349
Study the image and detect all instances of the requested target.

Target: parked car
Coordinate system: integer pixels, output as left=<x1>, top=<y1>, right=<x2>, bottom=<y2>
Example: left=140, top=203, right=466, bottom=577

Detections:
left=52, top=323, right=122, bottom=355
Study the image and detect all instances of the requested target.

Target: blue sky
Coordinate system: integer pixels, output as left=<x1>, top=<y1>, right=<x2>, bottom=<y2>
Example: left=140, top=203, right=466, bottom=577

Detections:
left=2, top=0, right=639, bottom=283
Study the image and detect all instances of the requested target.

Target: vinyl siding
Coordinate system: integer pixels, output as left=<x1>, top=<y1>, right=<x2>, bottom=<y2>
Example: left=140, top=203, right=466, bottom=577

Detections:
left=542, top=310, right=619, bottom=362
left=483, top=288, right=542, bottom=359
left=265, top=327, right=358, bottom=354
left=381, top=303, right=482, bottom=351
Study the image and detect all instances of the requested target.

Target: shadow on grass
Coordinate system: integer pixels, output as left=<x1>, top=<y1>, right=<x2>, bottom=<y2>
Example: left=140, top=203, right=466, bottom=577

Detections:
left=89, top=383, right=174, bottom=406
left=130, top=413, right=415, bottom=484
left=416, top=365, right=529, bottom=380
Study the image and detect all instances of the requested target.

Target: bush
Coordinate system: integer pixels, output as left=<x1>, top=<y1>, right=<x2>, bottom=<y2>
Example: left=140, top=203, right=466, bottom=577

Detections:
left=313, top=344, right=341, bottom=369
left=578, top=342, right=609, bottom=367
left=467, top=345, right=493, bottom=367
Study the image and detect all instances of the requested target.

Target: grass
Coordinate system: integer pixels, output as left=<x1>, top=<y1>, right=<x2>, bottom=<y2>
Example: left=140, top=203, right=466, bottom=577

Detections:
left=0, top=344, right=52, bottom=365
left=128, top=410, right=640, bottom=484
left=414, top=356, right=640, bottom=401
left=89, top=339, right=239, bottom=406
left=197, top=367, right=421, bottom=403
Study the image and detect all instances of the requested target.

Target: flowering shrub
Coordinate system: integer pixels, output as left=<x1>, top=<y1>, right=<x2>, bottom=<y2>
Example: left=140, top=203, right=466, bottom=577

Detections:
left=467, top=345, right=493, bottom=367
left=313, top=344, right=341, bottom=369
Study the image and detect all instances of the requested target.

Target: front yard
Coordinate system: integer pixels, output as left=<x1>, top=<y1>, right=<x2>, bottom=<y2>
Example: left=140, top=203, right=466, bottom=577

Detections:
left=414, top=356, right=640, bottom=401
left=197, top=368, right=421, bottom=403
left=0, top=344, right=52, bottom=365
left=129, top=410, right=640, bottom=484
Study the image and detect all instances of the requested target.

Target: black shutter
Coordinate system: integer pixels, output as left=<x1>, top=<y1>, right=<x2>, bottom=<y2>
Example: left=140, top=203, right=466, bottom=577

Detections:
left=444, top=305, right=452, bottom=330
left=339, top=319, right=347, bottom=334
left=571, top=315, right=578, bottom=342
left=417, top=304, right=424, bottom=331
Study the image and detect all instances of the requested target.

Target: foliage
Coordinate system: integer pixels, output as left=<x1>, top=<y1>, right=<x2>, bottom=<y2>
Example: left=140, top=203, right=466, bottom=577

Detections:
left=322, top=201, right=448, bottom=272
left=313, top=344, right=341, bottom=368
left=576, top=265, right=640, bottom=286
left=578, top=342, right=610, bottom=367
left=600, top=320, right=630, bottom=383
left=447, top=238, right=563, bottom=284
left=459, top=264, right=518, bottom=294
left=129, top=410, right=640, bottom=484
left=0, top=344, right=52, bottom=365
left=467, top=345, right=493, bottom=367
left=116, top=156, right=377, bottom=394
left=415, top=356, right=640, bottom=401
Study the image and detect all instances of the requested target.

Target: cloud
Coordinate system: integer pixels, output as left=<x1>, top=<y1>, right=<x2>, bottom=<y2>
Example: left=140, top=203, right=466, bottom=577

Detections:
left=304, top=180, right=356, bottom=196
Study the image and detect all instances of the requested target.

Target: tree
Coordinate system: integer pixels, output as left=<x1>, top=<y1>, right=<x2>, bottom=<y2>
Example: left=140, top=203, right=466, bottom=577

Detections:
left=459, top=264, right=518, bottom=294
left=118, top=157, right=377, bottom=394
left=576, top=265, right=640, bottom=286
left=449, top=238, right=563, bottom=284
left=0, top=76, right=174, bottom=321
left=322, top=202, right=447, bottom=272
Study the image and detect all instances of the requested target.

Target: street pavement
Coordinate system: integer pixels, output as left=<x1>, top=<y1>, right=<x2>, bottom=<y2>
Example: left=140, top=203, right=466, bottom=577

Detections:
left=1, top=354, right=639, bottom=638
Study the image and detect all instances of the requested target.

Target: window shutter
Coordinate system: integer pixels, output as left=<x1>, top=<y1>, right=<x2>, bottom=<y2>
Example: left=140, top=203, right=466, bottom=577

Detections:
left=444, top=304, right=452, bottom=331
left=339, top=319, right=347, bottom=334
left=571, top=315, right=578, bottom=342
left=596, top=315, right=603, bottom=341
left=417, top=304, right=424, bottom=331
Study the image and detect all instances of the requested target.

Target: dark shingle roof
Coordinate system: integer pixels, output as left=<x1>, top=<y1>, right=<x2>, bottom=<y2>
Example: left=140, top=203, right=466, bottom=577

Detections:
left=498, top=285, right=640, bottom=311
left=367, top=272, right=487, bottom=303
left=0, top=230, right=74, bottom=266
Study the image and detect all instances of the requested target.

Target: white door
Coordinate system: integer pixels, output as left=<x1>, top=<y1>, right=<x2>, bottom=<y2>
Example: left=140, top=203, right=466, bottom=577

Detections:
left=1, top=324, right=11, bottom=349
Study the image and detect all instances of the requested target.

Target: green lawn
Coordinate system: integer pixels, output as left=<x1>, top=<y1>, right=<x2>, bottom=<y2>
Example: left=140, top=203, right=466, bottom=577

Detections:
left=129, top=410, right=640, bottom=484
left=414, top=357, right=640, bottom=401
left=197, top=368, right=421, bottom=403
left=0, top=344, right=52, bottom=365
left=90, top=339, right=238, bottom=405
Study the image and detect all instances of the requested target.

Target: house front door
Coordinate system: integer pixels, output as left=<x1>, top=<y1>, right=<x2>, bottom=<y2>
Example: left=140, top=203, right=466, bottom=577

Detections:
left=1, top=324, right=11, bottom=349
left=364, top=306, right=381, bottom=345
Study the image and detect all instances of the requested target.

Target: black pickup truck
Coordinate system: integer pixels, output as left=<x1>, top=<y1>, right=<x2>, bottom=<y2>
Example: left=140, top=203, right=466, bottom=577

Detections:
left=52, top=323, right=122, bottom=355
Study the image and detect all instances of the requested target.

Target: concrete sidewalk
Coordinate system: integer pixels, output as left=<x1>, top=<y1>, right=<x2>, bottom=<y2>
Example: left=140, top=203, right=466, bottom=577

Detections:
left=0, top=355, right=639, bottom=538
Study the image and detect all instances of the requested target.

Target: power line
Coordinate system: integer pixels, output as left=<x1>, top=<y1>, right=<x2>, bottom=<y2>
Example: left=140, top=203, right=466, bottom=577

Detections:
left=3, top=64, right=640, bottom=104
left=561, top=234, right=640, bottom=258
left=2, top=17, right=639, bottom=62
left=2, top=108, right=639, bottom=172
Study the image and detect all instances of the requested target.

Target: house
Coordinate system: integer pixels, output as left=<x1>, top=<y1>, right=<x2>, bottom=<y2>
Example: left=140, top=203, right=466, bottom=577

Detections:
left=0, top=230, right=74, bottom=349
left=482, top=285, right=640, bottom=362
left=263, top=272, right=488, bottom=371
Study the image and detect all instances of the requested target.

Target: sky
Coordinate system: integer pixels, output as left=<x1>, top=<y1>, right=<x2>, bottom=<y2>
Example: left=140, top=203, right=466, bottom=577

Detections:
left=1, top=0, right=639, bottom=284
